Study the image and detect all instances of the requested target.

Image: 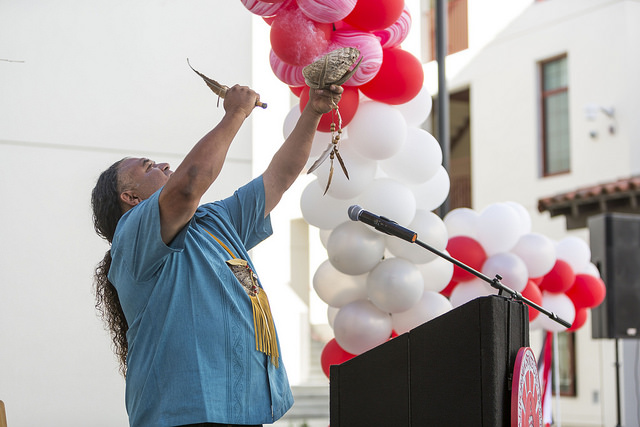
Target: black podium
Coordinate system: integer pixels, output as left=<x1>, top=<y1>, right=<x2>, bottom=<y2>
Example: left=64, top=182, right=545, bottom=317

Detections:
left=330, top=295, right=529, bottom=426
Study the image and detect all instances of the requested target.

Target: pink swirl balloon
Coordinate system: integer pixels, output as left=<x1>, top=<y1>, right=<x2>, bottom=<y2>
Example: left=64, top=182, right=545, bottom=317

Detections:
left=373, top=5, right=412, bottom=49
left=331, top=30, right=383, bottom=87
left=240, top=0, right=286, bottom=16
left=297, top=0, right=357, bottom=24
left=269, top=49, right=306, bottom=86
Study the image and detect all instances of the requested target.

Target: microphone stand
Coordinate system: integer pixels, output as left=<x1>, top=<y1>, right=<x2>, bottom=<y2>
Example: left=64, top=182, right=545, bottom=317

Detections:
left=413, top=237, right=572, bottom=329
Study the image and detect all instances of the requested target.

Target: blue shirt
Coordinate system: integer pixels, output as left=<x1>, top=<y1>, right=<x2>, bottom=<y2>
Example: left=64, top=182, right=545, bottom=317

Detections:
left=108, top=176, right=293, bottom=427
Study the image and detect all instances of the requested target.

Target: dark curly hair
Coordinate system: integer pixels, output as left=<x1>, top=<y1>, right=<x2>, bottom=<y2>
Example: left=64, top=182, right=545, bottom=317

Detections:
left=91, top=158, right=129, bottom=377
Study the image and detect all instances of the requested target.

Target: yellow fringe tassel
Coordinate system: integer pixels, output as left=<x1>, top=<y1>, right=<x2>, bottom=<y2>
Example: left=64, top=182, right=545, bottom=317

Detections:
left=251, top=289, right=279, bottom=368
left=202, top=227, right=280, bottom=367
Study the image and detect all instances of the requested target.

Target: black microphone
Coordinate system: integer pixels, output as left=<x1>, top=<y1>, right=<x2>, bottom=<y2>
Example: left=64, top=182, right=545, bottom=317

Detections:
left=348, top=205, right=417, bottom=243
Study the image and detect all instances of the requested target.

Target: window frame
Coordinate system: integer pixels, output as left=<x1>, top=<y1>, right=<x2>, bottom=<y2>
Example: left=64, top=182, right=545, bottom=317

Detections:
left=539, top=53, right=570, bottom=177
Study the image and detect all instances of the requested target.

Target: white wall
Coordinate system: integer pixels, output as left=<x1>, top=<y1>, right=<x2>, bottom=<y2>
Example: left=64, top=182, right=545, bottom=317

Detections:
left=0, top=1, right=259, bottom=425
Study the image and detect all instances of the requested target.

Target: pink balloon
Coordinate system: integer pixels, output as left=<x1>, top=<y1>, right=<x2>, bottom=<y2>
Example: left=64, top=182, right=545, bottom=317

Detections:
left=240, top=0, right=286, bottom=16
left=330, top=30, right=383, bottom=86
left=270, top=6, right=333, bottom=66
left=373, top=5, right=412, bottom=49
left=269, top=49, right=306, bottom=86
left=297, top=0, right=357, bottom=23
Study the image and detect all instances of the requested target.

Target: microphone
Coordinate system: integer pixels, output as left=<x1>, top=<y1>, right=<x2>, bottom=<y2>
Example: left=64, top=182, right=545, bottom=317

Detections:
left=348, top=205, right=417, bottom=243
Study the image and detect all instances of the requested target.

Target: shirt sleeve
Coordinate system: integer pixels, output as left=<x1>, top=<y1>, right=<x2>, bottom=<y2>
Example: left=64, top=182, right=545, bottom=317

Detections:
left=199, top=175, right=272, bottom=251
left=109, top=189, right=187, bottom=283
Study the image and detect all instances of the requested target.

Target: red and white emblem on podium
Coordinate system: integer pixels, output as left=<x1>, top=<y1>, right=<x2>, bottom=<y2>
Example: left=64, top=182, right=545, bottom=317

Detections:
left=511, top=347, right=543, bottom=427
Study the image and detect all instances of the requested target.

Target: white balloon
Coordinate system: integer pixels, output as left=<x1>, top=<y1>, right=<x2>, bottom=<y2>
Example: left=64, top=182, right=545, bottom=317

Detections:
left=449, top=278, right=497, bottom=308
left=319, top=228, right=331, bottom=249
left=443, top=207, right=479, bottom=239
left=282, top=104, right=301, bottom=139
left=386, top=210, right=448, bottom=264
left=284, top=105, right=334, bottom=159
left=476, top=203, right=522, bottom=255
left=360, top=178, right=417, bottom=226
left=417, top=254, right=454, bottom=293
left=391, top=291, right=452, bottom=334
left=379, top=128, right=442, bottom=185
left=504, top=201, right=532, bottom=235
left=481, top=252, right=529, bottom=292
left=312, top=140, right=377, bottom=200
left=327, top=305, right=339, bottom=328
left=348, top=101, right=407, bottom=160
left=300, top=180, right=356, bottom=229
left=528, top=312, right=546, bottom=331
left=327, top=221, right=385, bottom=275
left=393, top=86, right=433, bottom=127
left=367, top=258, right=424, bottom=313
left=555, top=236, right=591, bottom=273
left=333, top=299, right=393, bottom=354
left=537, top=291, right=576, bottom=332
left=578, top=261, right=601, bottom=278
left=411, top=166, right=451, bottom=212
left=313, top=259, right=368, bottom=307
left=510, top=233, right=557, bottom=278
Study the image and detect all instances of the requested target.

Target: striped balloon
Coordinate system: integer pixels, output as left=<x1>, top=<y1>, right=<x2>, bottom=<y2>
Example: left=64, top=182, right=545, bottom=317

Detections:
left=240, top=0, right=285, bottom=16
left=297, top=0, right=357, bottom=24
left=269, top=49, right=306, bottom=87
left=331, top=30, right=383, bottom=87
left=373, top=5, right=412, bottom=49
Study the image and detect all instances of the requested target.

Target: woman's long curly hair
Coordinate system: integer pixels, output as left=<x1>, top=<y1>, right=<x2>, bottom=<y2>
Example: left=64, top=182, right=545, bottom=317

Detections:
left=91, top=158, right=129, bottom=377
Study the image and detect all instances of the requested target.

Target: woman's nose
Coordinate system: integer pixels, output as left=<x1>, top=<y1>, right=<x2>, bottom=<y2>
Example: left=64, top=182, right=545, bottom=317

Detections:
left=156, top=162, right=170, bottom=171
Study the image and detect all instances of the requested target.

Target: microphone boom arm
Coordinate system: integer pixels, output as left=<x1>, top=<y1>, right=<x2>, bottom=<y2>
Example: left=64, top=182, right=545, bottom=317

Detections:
left=348, top=205, right=571, bottom=329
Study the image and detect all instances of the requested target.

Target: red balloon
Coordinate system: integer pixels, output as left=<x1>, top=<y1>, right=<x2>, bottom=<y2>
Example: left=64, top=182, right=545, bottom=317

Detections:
left=290, top=86, right=304, bottom=97
left=566, top=274, right=607, bottom=309
left=529, top=276, right=544, bottom=285
left=522, top=280, right=543, bottom=322
left=299, top=85, right=360, bottom=132
left=539, top=259, right=575, bottom=294
left=359, top=47, right=424, bottom=105
left=320, top=338, right=356, bottom=378
left=567, top=308, right=588, bottom=332
left=446, top=236, right=487, bottom=283
left=270, top=7, right=333, bottom=66
left=343, top=0, right=404, bottom=31
left=440, top=279, right=459, bottom=298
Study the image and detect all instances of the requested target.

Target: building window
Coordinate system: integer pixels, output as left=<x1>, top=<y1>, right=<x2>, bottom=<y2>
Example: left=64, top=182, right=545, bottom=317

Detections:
left=540, top=55, right=570, bottom=176
left=427, top=0, right=469, bottom=62
left=553, top=332, right=577, bottom=397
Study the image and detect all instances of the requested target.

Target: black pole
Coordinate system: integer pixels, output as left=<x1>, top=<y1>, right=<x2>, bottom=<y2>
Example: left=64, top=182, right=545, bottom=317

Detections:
left=435, top=0, right=450, bottom=216
left=615, top=338, right=622, bottom=427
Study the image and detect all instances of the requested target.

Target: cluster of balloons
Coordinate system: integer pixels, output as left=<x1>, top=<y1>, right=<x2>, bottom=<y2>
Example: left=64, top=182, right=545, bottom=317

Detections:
left=240, top=0, right=606, bottom=380
left=442, top=206, right=606, bottom=335
left=241, top=0, right=422, bottom=107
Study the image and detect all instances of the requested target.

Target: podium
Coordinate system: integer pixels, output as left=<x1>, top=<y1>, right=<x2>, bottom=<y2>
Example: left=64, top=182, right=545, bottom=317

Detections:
left=330, top=295, right=530, bottom=426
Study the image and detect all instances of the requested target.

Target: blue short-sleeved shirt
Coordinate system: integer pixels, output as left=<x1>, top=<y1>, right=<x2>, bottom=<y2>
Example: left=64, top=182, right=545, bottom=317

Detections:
left=108, top=176, right=293, bottom=427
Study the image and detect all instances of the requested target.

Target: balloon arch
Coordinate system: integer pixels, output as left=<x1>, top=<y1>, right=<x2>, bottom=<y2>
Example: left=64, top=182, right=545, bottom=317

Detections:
left=240, top=0, right=606, bottom=378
